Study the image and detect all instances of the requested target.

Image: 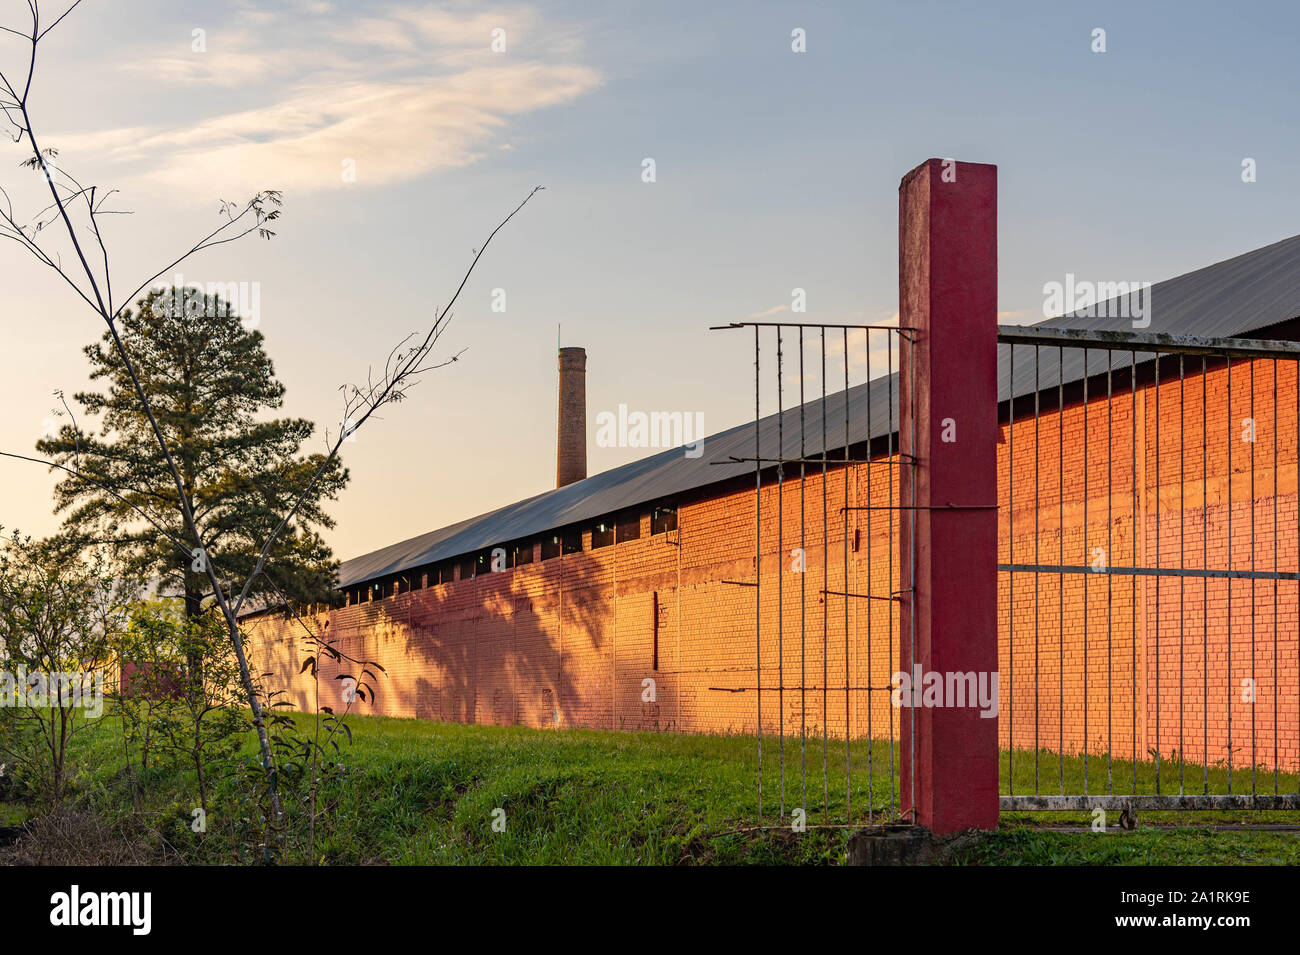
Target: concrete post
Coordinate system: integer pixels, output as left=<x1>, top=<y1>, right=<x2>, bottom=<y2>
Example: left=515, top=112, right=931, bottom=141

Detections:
left=898, top=158, right=1000, bottom=834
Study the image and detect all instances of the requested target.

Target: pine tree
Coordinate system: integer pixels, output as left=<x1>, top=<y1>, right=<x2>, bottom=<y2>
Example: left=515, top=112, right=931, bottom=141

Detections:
left=37, top=287, right=347, bottom=630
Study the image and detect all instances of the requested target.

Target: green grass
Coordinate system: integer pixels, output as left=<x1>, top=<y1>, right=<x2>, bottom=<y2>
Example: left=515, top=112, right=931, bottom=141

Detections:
left=959, top=825, right=1300, bottom=865
left=9, top=711, right=1300, bottom=864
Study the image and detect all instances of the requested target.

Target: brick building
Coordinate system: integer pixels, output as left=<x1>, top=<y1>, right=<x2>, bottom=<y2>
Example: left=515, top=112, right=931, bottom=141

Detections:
left=246, top=232, right=1300, bottom=774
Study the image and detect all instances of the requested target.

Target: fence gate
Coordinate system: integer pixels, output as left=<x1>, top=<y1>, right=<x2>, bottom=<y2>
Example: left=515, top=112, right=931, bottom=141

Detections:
left=712, top=158, right=1003, bottom=834
left=998, top=324, right=1300, bottom=814
left=711, top=317, right=915, bottom=828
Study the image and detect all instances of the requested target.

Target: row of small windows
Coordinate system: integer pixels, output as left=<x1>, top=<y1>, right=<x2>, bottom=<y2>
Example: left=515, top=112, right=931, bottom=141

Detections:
left=341, top=505, right=677, bottom=606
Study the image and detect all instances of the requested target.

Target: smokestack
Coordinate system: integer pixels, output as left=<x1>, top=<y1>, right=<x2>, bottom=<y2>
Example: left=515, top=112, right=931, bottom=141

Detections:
left=556, top=346, right=587, bottom=488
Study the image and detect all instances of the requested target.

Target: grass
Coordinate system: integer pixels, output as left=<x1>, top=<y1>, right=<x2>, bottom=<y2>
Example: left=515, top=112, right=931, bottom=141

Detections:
left=7, top=711, right=1300, bottom=864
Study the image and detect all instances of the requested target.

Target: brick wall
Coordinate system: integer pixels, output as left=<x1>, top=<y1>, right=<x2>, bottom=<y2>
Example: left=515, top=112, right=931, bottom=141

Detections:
left=246, top=356, right=1300, bottom=773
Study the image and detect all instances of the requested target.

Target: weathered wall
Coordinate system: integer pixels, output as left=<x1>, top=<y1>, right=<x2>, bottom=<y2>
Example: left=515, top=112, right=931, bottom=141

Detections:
left=247, top=357, right=1300, bottom=772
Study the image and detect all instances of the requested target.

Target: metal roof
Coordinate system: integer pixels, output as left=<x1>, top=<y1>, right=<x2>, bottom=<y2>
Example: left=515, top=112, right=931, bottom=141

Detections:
left=1001, top=231, right=1300, bottom=400
left=338, top=232, right=1300, bottom=589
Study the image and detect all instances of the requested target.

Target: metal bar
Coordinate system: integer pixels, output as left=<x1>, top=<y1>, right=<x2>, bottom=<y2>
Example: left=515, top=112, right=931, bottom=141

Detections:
left=821, top=327, right=829, bottom=819
left=753, top=324, right=762, bottom=821
left=1131, top=349, right=1138, bottom=797
left=710, top=685, right=891, bottom=693
left=714, top=321, right=917, bottom=334
left=1179, top=354, right=1185, bottom=796
left=908, top=317, right=918, bottom=816
left=846, top=326, right=854, bottom=823
left=718, top=455, right=903, bottom=467
left=997, top=563, right=1300, bottom=581
left=1083, top=348, right=1089, bottom=795
left=1159, top=348, right=1170, bottom=795
left=845, top=504, right=997, bottom=511
left=1251, top=358, right=1257, bottom=797
left=888, top=332, right=896, bottom=811
left=822, top=589, right=901, bottom=601
left=1058, top=346, right=1065, bottom=795
left=1034, top=344, right=1041, bottom=794
left=1002, top=794, right=1300, bottom=811
left=1273, top=359, right=1279, bottom=795
left=1203, top=356, right=1209, bottom=796
left=1008, top=342, right=1015, bottom=796
left=777, top=326, right=785, bottom=818
left=1108, top=349, right=1114, bottom=796
left=997, top=325, right=1300, bottom=359
left=790, top=332, right=800, bottom=815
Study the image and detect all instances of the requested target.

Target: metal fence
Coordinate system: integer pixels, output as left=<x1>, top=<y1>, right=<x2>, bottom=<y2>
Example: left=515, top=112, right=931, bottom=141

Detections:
left=711, top=319, right=1300, bottom=824
left=712, top=320, right=913, bottom=825
left=998, top=324, right=1300, bottom=812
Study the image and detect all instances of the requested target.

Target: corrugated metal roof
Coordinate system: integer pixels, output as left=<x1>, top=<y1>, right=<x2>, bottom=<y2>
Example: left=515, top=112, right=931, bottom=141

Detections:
left=1002, top=231, right=1300, bottom=400
left=338, top=379, right=896, bottom=587
left=338, top=233, right=1300, bottom=588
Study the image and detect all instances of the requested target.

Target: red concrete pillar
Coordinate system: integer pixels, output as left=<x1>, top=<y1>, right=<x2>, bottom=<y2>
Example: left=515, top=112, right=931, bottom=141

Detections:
left=898, top=158, right=999, bottom=834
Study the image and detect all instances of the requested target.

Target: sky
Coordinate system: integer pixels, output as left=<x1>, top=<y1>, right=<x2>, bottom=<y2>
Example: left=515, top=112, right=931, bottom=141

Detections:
left=2, top=0, right=1299, bottom=564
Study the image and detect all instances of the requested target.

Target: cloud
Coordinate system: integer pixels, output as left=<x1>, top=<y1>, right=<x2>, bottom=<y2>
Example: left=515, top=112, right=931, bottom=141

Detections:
left=59, top=2, right=600, bottom=197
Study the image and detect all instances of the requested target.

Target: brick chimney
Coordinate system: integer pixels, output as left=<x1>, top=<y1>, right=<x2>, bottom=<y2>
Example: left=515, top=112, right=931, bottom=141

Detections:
left=556, top=346, right=587, bottom=488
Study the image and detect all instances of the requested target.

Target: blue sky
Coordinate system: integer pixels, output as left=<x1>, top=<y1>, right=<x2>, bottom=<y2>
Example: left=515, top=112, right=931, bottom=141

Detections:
left=2, top=0, right=1298, bottom=560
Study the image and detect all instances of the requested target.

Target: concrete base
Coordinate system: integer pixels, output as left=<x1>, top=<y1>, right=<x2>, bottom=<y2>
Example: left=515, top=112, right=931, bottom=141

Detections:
left=846, top=824, right=985, bottom=866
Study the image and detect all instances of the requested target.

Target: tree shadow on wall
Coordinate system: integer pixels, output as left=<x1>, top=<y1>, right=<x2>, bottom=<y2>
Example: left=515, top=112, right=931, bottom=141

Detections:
left=304, top=548, right=648, bottom=732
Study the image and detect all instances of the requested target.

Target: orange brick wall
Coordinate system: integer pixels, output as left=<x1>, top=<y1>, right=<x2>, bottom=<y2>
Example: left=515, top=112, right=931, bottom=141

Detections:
left=246, top=357, right=1300, bottom=773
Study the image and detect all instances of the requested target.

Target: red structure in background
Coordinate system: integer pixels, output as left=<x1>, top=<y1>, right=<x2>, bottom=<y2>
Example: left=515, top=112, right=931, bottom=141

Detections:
left=899, top=158, right=1000, bottom=833
left=120, top=660, right=185, bottom=701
